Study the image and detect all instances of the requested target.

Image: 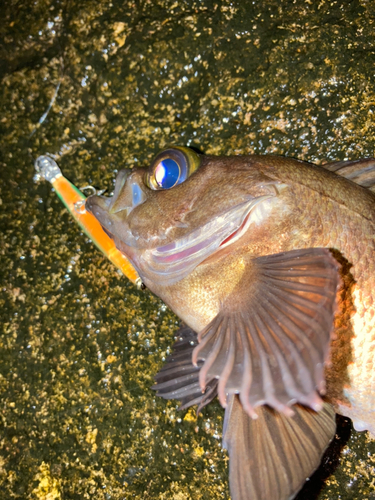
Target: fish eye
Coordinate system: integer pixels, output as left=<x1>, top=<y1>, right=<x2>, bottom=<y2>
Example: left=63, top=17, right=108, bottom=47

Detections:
left=154, top=158, right=180, bottom=189
left=145, top=146, right=201, bottom=190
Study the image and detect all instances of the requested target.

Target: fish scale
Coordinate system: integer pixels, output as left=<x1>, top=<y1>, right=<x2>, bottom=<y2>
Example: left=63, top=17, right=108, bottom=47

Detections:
left=283, top=180, right=375, bottom=436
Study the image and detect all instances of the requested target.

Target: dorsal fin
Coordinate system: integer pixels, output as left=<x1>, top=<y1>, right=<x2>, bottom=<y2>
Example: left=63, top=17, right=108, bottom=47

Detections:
left=321, top=158, right=375, bottom=192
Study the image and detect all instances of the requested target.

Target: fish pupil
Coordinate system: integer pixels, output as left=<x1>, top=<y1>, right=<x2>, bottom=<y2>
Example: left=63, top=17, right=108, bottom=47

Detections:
left=155, top=158, right=180, bottom=189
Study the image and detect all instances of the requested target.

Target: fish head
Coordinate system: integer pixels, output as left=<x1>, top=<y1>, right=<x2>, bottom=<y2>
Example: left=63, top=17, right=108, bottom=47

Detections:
left=86, top=146, right=286, bottom=287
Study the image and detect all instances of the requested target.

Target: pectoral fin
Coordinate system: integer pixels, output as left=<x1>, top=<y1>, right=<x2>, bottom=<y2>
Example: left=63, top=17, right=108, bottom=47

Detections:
left=152, top=324, right=218, bottom=412
left=223, top=395, right=336, bottom=500
left=192, top=248, right=340, bottom=417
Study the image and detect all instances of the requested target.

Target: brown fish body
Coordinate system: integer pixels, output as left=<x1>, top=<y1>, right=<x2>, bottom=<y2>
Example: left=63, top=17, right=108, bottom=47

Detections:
left=86, top=150, right=375, bottom=500
left=130, top=155, right=375, bottom=435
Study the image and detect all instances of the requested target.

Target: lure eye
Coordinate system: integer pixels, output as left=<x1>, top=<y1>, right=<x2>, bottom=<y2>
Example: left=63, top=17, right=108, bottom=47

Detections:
left=146, top=146, right=201, bottom=190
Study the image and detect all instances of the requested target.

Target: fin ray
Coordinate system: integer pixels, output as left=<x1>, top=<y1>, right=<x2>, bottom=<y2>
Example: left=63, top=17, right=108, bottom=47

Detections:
left=223, top=395, right=336, bottom=500
left=153, top=324, right=218, bottom=412
left=193, top=248, right=340, bottom=415
left=322, top=157, right=375, bottom=191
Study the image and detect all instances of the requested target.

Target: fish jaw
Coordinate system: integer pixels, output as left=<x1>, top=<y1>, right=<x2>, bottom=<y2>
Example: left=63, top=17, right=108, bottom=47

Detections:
left=138, top=194, right=274, bottom=285
left=87, top=189, right=276, bottom=286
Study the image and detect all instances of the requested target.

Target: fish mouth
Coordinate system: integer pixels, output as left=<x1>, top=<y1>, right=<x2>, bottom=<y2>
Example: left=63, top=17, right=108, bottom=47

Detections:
left=140, top=195, right=272, bottom=285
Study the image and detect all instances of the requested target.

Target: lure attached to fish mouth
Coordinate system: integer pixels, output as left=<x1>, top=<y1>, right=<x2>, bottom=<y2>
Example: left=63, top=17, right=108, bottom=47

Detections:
left=86, top=146, right=375, bottom=500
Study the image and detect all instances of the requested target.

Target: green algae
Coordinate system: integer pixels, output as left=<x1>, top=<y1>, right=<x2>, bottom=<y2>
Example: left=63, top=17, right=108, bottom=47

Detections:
left=1, top=0, right=375, bottom=498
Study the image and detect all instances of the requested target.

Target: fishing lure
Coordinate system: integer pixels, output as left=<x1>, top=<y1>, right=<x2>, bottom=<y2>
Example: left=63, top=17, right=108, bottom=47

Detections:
left=34, top=155, right=141, bottom=286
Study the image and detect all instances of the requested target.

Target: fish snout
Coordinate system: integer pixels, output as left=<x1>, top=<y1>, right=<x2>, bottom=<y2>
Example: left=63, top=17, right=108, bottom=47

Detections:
left=108, top=169, right=147, bottom=215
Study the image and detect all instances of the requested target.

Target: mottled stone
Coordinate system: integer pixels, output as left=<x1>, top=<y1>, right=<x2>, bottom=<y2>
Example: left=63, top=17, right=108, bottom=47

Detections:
left=0, top=0, right=375, bottom=498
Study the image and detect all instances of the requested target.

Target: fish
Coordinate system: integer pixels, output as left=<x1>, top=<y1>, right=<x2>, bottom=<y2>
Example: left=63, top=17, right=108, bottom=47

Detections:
left=85, top=147, right=375, bottom=500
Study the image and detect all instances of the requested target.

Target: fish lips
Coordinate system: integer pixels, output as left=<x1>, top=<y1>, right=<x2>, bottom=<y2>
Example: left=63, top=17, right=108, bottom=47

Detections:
left=85, top=194, right=138, bottom=248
